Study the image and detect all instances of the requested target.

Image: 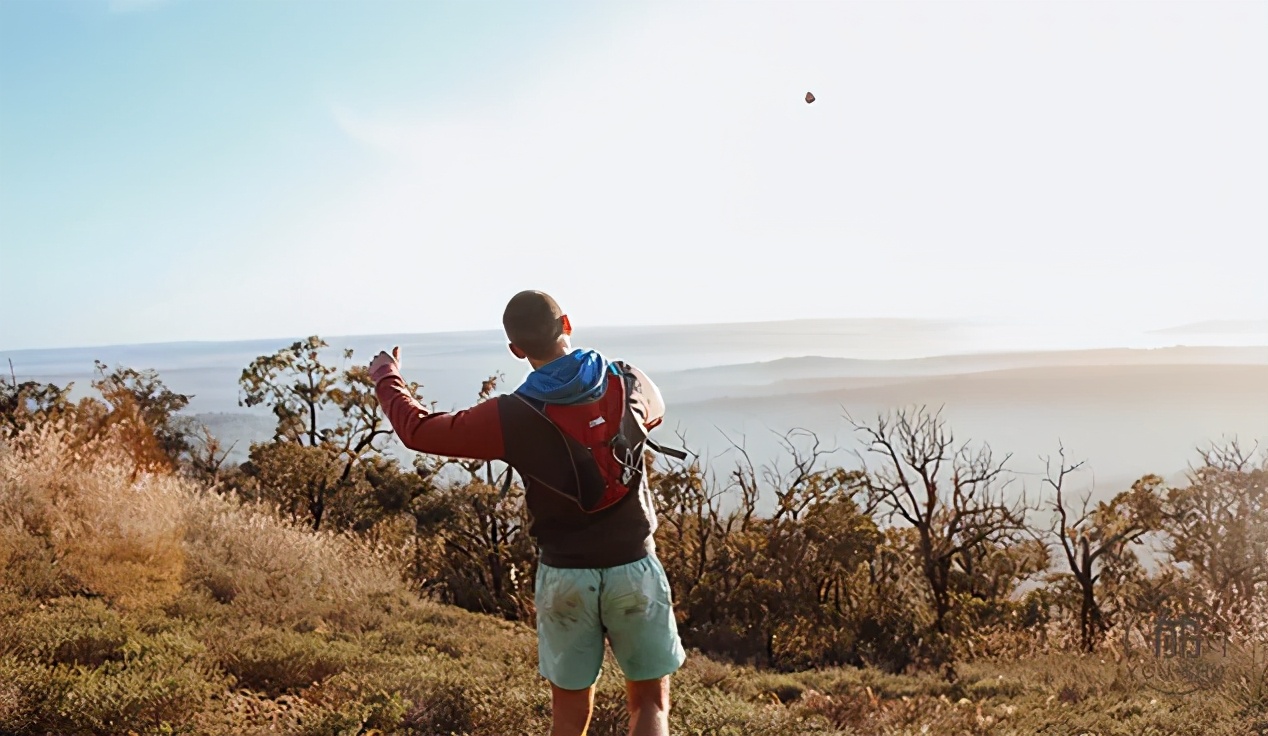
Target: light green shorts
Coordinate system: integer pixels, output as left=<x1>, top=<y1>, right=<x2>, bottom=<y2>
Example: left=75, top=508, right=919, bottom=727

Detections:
left=535, top=554, right=687, bottom=690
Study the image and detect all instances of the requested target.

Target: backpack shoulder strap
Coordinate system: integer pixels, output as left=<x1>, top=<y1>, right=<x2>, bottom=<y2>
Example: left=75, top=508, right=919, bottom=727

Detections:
left=498, top=391, right=573, bottom=500
left=497, top=388, right=590, bottom=502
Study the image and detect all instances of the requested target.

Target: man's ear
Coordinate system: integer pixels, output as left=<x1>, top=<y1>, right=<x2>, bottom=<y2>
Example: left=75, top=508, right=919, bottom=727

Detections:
left=508, top=342, right=527, bottom=360
left=560, top=314, right=572, bottom=336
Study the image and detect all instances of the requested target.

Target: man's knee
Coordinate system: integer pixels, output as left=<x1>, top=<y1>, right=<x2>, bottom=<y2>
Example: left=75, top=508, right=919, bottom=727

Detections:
left=626, top=676, right=671, bottom=714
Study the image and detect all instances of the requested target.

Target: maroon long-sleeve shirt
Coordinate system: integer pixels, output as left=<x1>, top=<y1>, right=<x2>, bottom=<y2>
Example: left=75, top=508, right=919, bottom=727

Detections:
left=373, top=358, right=666, bottom=569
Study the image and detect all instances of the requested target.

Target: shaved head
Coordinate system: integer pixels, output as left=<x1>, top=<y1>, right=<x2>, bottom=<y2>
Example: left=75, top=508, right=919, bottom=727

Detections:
left=503, top=290, right=567, bottom=360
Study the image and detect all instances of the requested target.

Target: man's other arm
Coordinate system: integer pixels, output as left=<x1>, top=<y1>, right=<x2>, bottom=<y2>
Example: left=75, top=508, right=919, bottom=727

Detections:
left=373, top=365, right=505, bottom=460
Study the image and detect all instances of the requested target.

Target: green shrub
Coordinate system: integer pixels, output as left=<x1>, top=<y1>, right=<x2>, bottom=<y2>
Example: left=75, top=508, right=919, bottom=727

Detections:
left=0, top=643, right=221, bottom=735
left=0, top=598, right=130, bottom=667
left=215, top=628, right=358, bottom=697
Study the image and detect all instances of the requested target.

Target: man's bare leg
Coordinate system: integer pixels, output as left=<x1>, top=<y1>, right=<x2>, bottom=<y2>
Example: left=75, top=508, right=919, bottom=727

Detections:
left=551, top=683, right=595, bottom=736
left=626, top=676, right=670, bottom=736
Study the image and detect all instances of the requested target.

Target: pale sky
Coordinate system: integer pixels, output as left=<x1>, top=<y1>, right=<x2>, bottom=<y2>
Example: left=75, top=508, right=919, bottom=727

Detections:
left=2, top=0, right=1265, bottom=350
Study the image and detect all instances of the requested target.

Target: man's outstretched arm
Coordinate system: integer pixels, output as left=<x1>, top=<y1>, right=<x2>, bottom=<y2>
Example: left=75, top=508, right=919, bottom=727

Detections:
left=371, top=348, right=505, bottom=460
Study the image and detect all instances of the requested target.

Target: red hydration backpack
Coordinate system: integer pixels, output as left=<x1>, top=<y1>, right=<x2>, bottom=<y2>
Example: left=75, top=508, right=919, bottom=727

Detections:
left=498, top=362, right=687, bottom=512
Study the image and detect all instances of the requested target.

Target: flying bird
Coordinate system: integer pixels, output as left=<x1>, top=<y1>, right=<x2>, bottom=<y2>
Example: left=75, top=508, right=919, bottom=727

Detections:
left=805, top=91, right=815, bottom=104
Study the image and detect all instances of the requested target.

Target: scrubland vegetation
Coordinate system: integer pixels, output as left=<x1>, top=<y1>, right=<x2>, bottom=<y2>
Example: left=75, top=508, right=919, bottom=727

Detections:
left=1, top=339, right=1265, bottom=734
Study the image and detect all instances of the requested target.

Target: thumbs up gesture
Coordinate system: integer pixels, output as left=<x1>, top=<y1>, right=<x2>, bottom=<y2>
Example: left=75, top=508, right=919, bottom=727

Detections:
left=369, top=346, right=401, bottom=382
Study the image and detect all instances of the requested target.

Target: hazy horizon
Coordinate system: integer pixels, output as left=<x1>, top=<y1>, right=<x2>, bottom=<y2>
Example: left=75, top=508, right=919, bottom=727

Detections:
left=4, top=315, right=1267, bottom=355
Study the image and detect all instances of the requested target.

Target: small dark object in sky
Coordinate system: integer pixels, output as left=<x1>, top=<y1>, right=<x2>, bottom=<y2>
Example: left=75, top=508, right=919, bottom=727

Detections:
left=805, top=91, right=815, bottom=104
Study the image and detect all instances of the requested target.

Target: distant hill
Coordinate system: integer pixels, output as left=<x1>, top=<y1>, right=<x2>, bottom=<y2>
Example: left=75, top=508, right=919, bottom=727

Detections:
left=655, top=346, right=1268, bottom=400
left=663, top=362, right=1268, bottom=508
left=1150, top=320, right=1268, bottom=335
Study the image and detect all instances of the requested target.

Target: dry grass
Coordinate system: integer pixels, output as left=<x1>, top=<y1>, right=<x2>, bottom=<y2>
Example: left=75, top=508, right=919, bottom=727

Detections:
left=0, top=426, right=1263, bottom=735
left=181, top=482, right=404, bottom=631
left=0, top=423, right=186, bottom=610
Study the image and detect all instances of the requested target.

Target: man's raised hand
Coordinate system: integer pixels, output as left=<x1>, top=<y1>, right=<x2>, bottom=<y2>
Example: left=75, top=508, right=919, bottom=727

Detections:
left=369, top=346, right=401, bottom=382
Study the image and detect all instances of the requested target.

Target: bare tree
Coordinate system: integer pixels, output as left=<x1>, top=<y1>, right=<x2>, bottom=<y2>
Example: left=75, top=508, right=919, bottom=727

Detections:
left=1040, top=445, right=1165, bottom=651
left=186, top=423, right=236, bottom=486
left=848, top=406, right=1027, bottom=634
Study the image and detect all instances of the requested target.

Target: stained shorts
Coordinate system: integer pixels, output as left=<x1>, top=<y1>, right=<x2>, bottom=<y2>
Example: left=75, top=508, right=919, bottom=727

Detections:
left=534, top=554, right=687, bottom=690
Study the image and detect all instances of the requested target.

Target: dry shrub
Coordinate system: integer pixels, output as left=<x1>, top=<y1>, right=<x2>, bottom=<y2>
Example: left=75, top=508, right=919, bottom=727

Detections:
left=0, top=424, right=185, bottom=610
left=1223, top=607, right=1268, bottom=717
left=181, top=485, right=406, bottom=630
left=0, top=675, right=30, bottom=734
left=188, top=690, right=324, bottom=736
left=73, top=390, right=177, bottom=477
left=796, top=688, right=1001, bottom=735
